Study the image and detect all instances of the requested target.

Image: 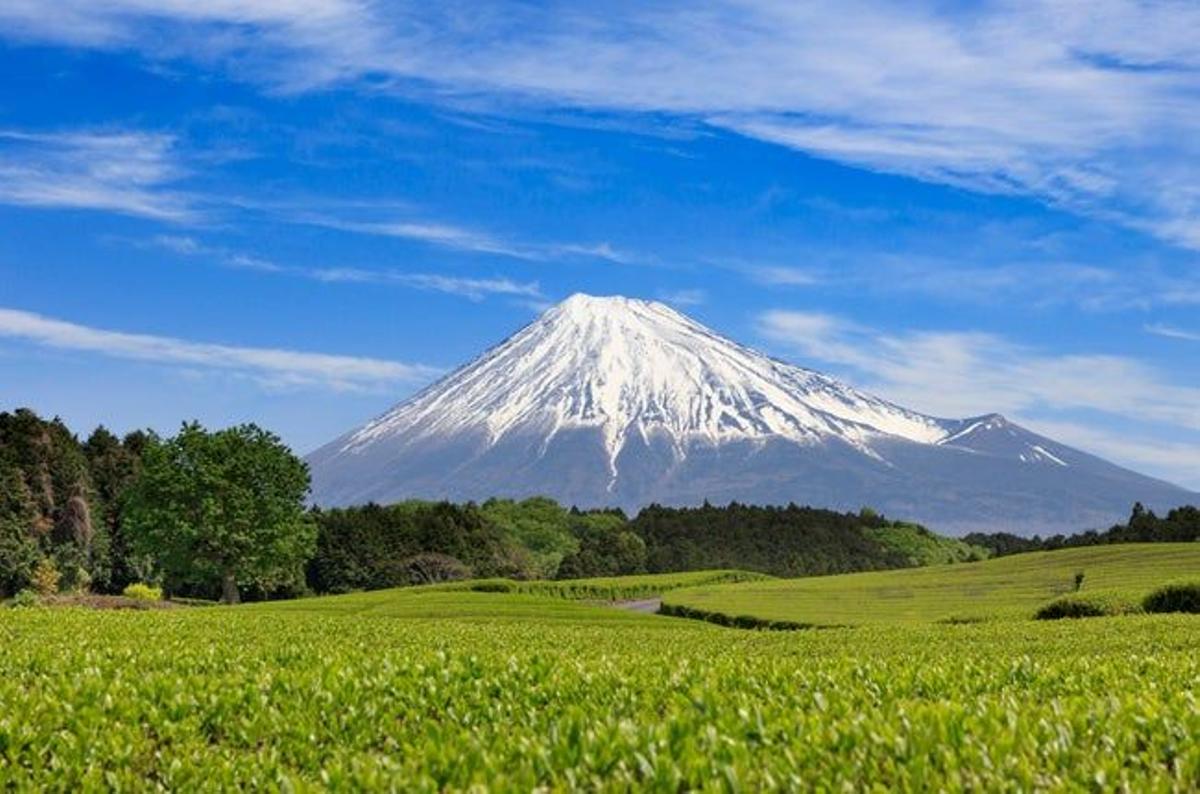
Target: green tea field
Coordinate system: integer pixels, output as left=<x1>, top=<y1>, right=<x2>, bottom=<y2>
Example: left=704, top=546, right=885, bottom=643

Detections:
left=2, top=545, right=1198, bottom=790
left=663, top=542, right=1200, bottom=625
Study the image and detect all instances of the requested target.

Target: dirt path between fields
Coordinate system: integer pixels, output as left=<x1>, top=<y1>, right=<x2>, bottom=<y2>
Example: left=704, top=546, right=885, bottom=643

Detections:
left=609, top=598, right=662, bottom=614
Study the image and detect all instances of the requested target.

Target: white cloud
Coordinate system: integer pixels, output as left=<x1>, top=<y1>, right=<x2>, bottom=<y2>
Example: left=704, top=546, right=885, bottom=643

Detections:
left=146, top=235, right=542, bottom=301
left=657, top=288, right=706, bottom=307
left=750, top=266, right=822, bottom=287
left=309, top=218, right=533, bottom=260
left=742, top=250, right=1200, bottom=313
left=756, top=308, right=1200, bottom=486
left=1145, top=323, right=1200, bottom=343
left=296, top=213, right=642, bottom=265
left=757, top=309, right=1200, bottom=429
left=1018, top=419, right=1200, bottom=485
left=0, top=130, right=194, bottom=220
left=308, top=267, right=542, bottom=301
left=0, top=307, right=436, bottom=391
left=5, top=1, right=1198, bottom=249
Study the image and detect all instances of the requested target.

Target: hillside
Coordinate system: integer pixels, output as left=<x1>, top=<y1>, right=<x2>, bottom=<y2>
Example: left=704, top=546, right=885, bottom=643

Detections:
left=662, top=543, right=1200, bottom=625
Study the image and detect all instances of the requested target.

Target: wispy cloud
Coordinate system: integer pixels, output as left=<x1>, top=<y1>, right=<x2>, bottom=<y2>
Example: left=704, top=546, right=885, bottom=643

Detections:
left=657, top=288, right=706, bottom=307
left=306, top=217, right=532, bottom=259
left=1145, top=323, right=1200, bottom=343
left=742, top=249, right=1200, bottom=313
left=749, top=266, right=822, bottom=287
left=296, top=213, right=642, bottom=265
left=756, top=308, right=1200, bottom=485
left=7, top=1, right=1197, bottom=250
left=0, top=130, right=194, bottom=220
left=147, top=235, right=542, bottom=301
left=0, top=306, right=437, bottom=391
left=308, top=268, right=541, bottom=301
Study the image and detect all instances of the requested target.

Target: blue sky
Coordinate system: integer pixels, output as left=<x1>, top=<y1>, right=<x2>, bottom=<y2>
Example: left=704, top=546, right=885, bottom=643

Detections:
left=1, top=1, right=1198, bottom=489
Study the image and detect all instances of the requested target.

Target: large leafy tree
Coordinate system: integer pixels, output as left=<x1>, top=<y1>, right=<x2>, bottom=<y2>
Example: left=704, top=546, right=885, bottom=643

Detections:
left=125, top=422, right=315, bottom=603
left=480, top=497, right=579, bottom=579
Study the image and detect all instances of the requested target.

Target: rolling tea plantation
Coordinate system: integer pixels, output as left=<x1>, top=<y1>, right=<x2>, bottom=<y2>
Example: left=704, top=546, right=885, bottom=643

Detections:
left=2, top=546, right=1199, bottom=790
left=663, top=542, right=1200, bottom=625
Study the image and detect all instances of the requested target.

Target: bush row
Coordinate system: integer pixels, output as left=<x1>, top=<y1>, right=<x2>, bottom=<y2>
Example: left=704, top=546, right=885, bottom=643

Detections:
left=657, top=602, right=813, bottom=631
left=1035, top=581, right=1200, bottom=620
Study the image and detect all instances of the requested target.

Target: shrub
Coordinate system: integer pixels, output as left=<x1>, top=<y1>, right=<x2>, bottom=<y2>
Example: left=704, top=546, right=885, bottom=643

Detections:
left=1035, top=592, right=1138, bottom=620
left=9, top=589, right=39, bottom=608
left=938, top=615, right=987, bottom=625
left=31, top=559, right=61, bottom=596
left=122, top=583, right=163, bottom=602
left=658, top=602, right=810, bottom=631
left=1142, top=582, right=1200, bottom=614
left=469, top=579, right=516, bottom=593
left=69, top=565, right=93, bottom=594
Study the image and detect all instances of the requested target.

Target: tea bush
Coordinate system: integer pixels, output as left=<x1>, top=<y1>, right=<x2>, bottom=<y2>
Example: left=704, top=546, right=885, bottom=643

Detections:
left=1143, top=581, right=1200, bottom=614
left=1, top=597, right=1198, bottom=790
left=1034, top=592, right=1139, bottom=620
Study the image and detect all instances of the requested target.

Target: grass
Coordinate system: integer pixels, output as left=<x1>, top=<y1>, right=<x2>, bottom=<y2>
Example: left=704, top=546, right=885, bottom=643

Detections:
left=663, top=543, right=1200, bottom=625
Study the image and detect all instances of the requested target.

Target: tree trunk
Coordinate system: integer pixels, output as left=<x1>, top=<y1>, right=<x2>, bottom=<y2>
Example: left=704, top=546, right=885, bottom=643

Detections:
left=221, top=571, right=240, bottom=605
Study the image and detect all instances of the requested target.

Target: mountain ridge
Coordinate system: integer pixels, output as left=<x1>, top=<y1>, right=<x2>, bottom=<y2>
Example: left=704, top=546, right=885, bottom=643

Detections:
left=308, top=294, right=1195, bottom=534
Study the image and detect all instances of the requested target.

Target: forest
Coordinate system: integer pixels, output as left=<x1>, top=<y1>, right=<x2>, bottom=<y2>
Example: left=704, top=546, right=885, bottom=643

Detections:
left=2, top=408, right=1194, bottom=602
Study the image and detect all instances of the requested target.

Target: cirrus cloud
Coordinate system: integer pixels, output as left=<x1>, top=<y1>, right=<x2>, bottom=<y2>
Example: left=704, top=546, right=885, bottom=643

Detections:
left=0, top=307, right=438, bottom=391
left=3, top=1, right=1199, bottom=249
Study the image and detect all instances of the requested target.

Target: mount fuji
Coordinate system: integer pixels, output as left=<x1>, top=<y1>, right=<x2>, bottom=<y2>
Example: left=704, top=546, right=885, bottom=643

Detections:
left=307, top=294, right=1195, bottom=534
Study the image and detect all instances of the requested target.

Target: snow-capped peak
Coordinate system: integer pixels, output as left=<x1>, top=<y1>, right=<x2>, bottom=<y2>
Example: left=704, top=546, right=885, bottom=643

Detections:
left=339, top=293, right=956, bottom=476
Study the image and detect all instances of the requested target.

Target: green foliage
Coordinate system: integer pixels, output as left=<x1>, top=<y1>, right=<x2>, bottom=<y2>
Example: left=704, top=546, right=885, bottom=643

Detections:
left=0, top=410, right=150, bottom=595
left=64, top=564, right=93, bottom=594
left=557, top=510, right=646, bottom=578
left=631, top=502, right=946, bottom=577
left=867, top=522, right=988, bottom=566
left=664, top=543, right=1200, bottom=626
left=122, top=583, right=163, bottom=602
left=967, top=502, right=1200, bottom=557
left=467, top=579, right=516, bottom=593
left=2, top=599, right=1199, bottom=789
left=1034, top=592, right=1140, bottom=620
left=658, top=602, right=811, bottom=630
left=8, top=589, right=39, bottom=608
left=82, top=425, right=148, bottom=591
left=124, top=422, right=315, bottom=604
left=480, top=497, right=580, bottom=579
left=0, top=464, right=40, bottom=596
left=308, top=501, right=526, bottom=593
left=1142, top=581, right=1200, bottom=614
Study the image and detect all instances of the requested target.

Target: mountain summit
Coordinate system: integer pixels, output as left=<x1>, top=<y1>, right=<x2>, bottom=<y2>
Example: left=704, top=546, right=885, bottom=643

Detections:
left=308, top=294, right=1193, bottom=533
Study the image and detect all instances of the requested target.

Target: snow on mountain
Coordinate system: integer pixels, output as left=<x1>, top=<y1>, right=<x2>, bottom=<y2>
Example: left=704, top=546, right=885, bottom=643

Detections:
left=308, top=294, right=1195, bottom=534
left=342, top=294, right=949, bottom=465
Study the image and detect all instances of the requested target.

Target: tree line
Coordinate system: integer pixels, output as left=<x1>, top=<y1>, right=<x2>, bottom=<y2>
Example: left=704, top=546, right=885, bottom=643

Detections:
left=964, top=502, right=1200, bottom=557
left=2, top=408, right=1195, bottom=603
